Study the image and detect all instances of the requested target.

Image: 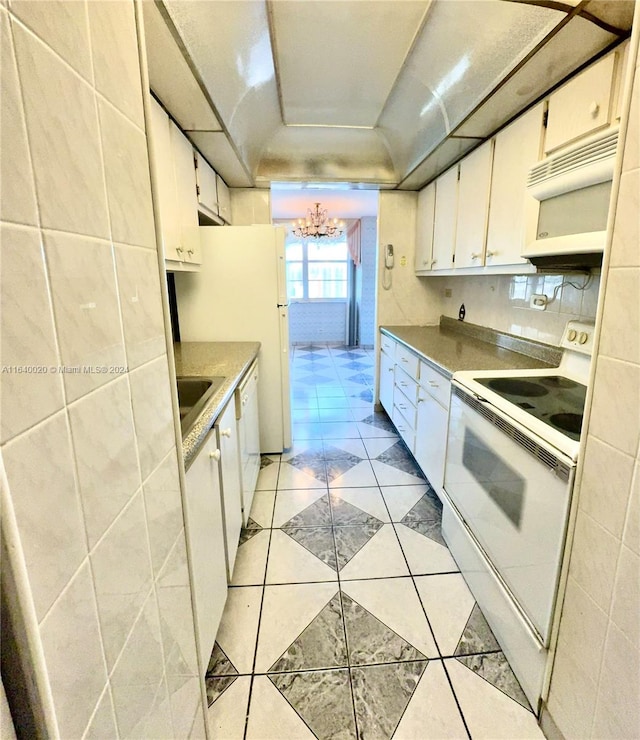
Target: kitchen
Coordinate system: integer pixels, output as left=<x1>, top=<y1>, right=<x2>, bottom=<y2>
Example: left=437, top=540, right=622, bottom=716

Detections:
left=1, top=1, right=638, bottom=739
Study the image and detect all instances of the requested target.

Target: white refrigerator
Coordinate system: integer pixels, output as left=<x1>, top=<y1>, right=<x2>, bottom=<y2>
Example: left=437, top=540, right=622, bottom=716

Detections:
left=174, top=225, right=291, bottom=453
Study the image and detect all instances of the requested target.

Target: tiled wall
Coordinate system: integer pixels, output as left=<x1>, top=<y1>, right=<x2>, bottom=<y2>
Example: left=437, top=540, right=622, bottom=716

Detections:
left=358, top=217, right=377, bottom=347
left=0, top=3, right=203, bottom=738
left=289, top=300, right=348, bottom=344
left=439, top=272, right=601, bottom=346
left=546, top=13, right=640, bottom=739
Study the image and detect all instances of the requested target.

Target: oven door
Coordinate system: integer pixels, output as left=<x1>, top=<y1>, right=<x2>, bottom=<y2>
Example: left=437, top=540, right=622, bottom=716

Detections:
left=444, top=383, right=575, bottom=644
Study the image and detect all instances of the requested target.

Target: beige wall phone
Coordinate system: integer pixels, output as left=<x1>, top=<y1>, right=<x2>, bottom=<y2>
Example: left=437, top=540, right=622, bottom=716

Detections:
left=382, top=243, right=394, bottom=290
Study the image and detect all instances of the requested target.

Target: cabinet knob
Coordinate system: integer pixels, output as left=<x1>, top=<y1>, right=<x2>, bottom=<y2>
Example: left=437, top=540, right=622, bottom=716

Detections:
left=187, top=248, right=194, bottom=256
left=431, top=259, right=437, bottom=266
left=388, top=367, right=394, bottom=372
left=418, top=397, right=425, bottom=403
left=221, top=428, right=232, bottom=437
left=589, top=101, right=600, bottom=118
left=176, top=246, right=184, bottom=254
left=471, top=253, right=481, bottom=260
left=486, top=250, right=496, bottom=258
left=209, top=449, right=221, bottom=461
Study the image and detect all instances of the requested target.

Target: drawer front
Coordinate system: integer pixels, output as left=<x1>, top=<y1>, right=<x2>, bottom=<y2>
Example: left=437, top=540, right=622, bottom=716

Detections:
left=419, top=360, right=450, bottom=410
left=392, top=404, right=416, bottom=450
left=395, top=344, right=419, bottom=377
left=394, top=366, right=419, bottom=406
left=393, top=384, right=417, bottom=429
left=380, top=333, right=396, bottom=356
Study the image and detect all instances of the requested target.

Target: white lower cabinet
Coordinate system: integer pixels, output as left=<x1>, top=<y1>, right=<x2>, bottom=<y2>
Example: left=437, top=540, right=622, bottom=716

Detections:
left=215, top=398, right=243, bottom=581
left=379, top=349, right=395, bottom=414
left=184, top=428, right=228, bottom=666
left=236, top=361, right=260, bottom=524
left=415, top=392, right=448, bottom=493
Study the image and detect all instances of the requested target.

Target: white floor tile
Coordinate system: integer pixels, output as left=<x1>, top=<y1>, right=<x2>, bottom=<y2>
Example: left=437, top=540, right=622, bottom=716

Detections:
left=330, top=487, right=390, bottom=523
left=362, top=436, right=400, bottom=458
left=272, top=489, right=329, bottom=528
left=395, top=523, right=458, bottom=576
left=207, top=675, right=251, bottom=740
left=371, top=460, right=425, bottom=486
left=256, top=462, right=279, bottom=491
left=329, top=460, right=379, bottom=489
left=247, top=490, right=276, bottom=528
left=215, top=586, right=263, bottom=674
left=358, top=422, right=399, bottom=439
left=414, top=574, right=475, bottom=655
left=381, top=484, right=435, bottom=521
left=320, top=421, right=362, bottom=439
left=266, top=529, right=337, bottom=584
left=231, top=530, right=270, bottom=587
left=322, top=438, right=367, bottom=459
left=280, top=440, right=324, bottom=462
left=276, top=462, right=326, bottom=490
left=339, top=524, right=409, bottom=581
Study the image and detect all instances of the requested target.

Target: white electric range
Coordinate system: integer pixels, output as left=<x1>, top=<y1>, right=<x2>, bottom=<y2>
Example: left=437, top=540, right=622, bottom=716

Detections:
left=441, top=320, right=594, bottom=712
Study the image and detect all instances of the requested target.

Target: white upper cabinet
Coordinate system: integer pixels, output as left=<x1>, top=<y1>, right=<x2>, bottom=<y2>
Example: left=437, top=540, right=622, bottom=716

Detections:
left=544, top=52, right=617, bottom=155
left=431, top=165, right=458, bottom=271
left=454, top=140, right=493, bottom=269
left=485, top=103, right=544, bottom=267
left=414, top=182, right=436, bottom=273
left=148, top=97, right=181, bottom=261
left=169, top=120, right=201, bottom=265
left=195, top=151, right=219, bottom=218
left=216, top=173, right=232, bottom=224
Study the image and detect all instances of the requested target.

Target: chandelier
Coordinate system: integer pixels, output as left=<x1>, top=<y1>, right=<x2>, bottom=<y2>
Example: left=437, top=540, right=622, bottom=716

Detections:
left=292, top=202, right=343, bottom=239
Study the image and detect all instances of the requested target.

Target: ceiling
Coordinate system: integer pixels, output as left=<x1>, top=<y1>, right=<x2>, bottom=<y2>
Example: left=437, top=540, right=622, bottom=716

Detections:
left=143, top=0, right=634, bottom=191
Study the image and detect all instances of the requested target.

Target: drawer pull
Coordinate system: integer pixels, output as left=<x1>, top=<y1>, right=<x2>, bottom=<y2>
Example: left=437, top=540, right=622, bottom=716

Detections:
left=398, top=404, right=407, bottom=410
left=401, top=358, right=409, bottom=363
left=428, top=380, right=440, bottom=388
left=400, top=381, right=408, bottom=387
left=418, top=397, right=425, bottom=403
left=209, top=449, right=221, bottom=461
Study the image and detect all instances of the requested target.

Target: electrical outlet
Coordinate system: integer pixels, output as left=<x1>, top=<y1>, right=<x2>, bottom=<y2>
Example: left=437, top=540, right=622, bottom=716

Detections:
left=400, top=255, right=407, bottom=267
left=530, top=293, right=548, bottom=310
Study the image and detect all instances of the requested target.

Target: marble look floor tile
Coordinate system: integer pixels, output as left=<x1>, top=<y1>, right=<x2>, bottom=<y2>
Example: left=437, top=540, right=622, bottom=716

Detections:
left=395, top=523, right=458, bottom=576
left=208, top=675, right=250, bottom=740
left=381, top=485, right=439, bottom=522
left=247, top=490, right=276, bottom=528
left=393, top=660, right=468, bottom=739
left=287, top=455, right=328, bottom=483
left=328, top=460, right=379, bottom=489
left=255, top=583, right=341, bottom=673
left=322, top=438, right=368, bottom=460
left=273, top=490, right=332, bottom=528
left=266, top=529, right=337, bottom=584
left=338, top=524, right=410, bottom=581
left=214, top=586, right=263, bottom=674
left=230, top=529, right=270, bottom=586
left=359, top=412, right=396, bottom=431
left=341, top=578, right=438, bottom=659
left=325, top=457, right=364, bottom=484
left=371, top=460, right=426, bottom=487
left=457, top=651, right=529, bottom=708
left=362, top=436, right=401, bottom=458
left=401, top=489, right=442, bottom=523
left=205, top=674, right=238, bottom=708
left=330, top=488, right=390, bottom=524
left=256, top=458, right=279, bottom=491
left=375, top=441, right=425, bottom=479
left=281, top=440, right=325, bottom=462
left=334, top=523, right=382, bottom=571
left=456, top=604, right=501, bottom=657
left=277, top=462, right=327, bottom=490
left=282, top=526, right=337, bottom=570
left=269, top=593, right=347, bottom=672
left=351, top=661, right=426, bottom=740
left=445, top=657, right=543, bottom=739
left=342, top=592, right=426, bottom=666
left=206, top=642, right=238, bottom=677
left=414, top=574, right=476, bottom=656
left=270, top=669, right=356, bottom=740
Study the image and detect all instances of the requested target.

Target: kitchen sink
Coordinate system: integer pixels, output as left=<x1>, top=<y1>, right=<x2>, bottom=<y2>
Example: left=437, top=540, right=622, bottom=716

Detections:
left=176, top=376, right=226, bottom=436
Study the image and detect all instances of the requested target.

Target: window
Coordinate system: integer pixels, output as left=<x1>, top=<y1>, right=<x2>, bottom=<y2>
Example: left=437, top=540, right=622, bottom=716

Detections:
left=286, top=239, right=349, bottom=300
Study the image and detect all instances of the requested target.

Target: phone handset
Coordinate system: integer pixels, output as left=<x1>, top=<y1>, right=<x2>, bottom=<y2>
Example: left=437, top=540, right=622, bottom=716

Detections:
left=385, top=244, right=394, bottom=269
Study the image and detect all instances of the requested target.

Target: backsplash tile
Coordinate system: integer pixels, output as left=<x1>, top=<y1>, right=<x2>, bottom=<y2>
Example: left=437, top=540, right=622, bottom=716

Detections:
left=90, top=491, right=154, bottom=670
left=2, top=411, right=88, bottom=621
left=83, top=687, right=119, bottom=740
left=0, top=224, right=64, bottom=443
left=68, top=375, right=141, bottom=547
left=39, top=562, right=108, bottom=739
left=0, top=10, right=38, bottom=225
left=599, top=267, right=640, bottom=365
left=12, top=19, right=109, bottom=237
left=44, top=230, right=126, bottom=403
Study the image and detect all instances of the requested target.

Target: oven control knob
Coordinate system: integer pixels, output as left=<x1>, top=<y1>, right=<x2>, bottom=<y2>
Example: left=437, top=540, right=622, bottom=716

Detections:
left=567, top=329, right=577, bottom=342
left=579, top=331, right=589, bottom=345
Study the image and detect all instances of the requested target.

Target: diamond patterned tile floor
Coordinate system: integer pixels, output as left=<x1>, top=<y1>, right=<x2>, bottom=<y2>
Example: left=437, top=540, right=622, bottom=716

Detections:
left=207, top=344, right=545, bottom=740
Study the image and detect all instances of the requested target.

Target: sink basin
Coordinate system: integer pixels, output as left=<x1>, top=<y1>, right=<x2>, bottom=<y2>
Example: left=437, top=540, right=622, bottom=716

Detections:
left=176, top=376, right=226, bottom=436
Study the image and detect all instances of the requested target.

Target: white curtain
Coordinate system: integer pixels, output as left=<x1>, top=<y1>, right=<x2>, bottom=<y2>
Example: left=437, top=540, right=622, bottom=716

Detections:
left=347, top=219, right=361, bottom=266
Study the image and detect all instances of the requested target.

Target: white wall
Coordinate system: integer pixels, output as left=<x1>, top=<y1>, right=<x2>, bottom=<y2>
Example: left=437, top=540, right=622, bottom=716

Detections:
left=358, top=216, right=378, bottom=347
left=0, top=3, right=203, bottom=737
left=289, top=301, right=348, bottom=344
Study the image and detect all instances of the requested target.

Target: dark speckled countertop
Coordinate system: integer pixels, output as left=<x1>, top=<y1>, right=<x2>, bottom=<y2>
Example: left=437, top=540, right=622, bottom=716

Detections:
left=174, top=341, right=260, bottom=469
left=380, top=318, right=561, bottom=378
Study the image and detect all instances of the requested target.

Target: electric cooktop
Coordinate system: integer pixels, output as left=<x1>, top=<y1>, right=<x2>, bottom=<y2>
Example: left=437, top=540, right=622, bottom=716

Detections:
left=476, top=375, right=587, bottom=441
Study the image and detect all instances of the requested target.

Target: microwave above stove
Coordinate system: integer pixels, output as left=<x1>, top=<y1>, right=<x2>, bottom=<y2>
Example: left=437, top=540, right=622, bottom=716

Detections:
left=523, top=126, right=619, bottom=265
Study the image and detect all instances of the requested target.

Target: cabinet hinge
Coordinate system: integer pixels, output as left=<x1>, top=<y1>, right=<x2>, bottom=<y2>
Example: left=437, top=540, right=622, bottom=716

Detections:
left=193, top=155, right=198, bottom=168
left=196, top=185, right=200, bottom=197
left=543, top=110, right=548, bottom=128
left=452, top=254, right=455, bottom=264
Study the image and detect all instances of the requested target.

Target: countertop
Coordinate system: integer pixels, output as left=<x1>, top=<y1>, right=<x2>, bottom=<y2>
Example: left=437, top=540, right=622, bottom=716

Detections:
left=380, top=320, right=559, bottom=378
left=174, top=341, right=261, bottom=469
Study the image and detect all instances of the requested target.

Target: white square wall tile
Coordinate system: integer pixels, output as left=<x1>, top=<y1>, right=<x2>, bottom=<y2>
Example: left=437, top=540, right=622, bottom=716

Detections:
left=599, top=267, right=640, bottom=365
left=2, top=411, right=87, bottom=620
left=44, top=231, right=126, bottom=403
left=1, top=224, right=64, bottom=443
left=129, top=357, right=176, bottom=480
left=83, top=688, right=118, bottom=740
left=0, top=11, right=38, bottom=225
left=69, top=375, right=141, bottom=547
left=39, top=562, right=108, bottom=740
left=609, top=545, right=639, bottom=650
left=156, top=584, right=199, bottom=677
left=98, top=100, right=156, bottom=249
left=169, top=676, right=202, bottom=739
left=87, top=0, right=144, bottom=127
left=114, top=245, right=166, bottom=370
left=11, top=0, right=92, bottom=81
left=610, top=169, right=640, bottom=268
left=12, top=21, right=110, bottom=237
left=90, top=491, right=154, bottom=669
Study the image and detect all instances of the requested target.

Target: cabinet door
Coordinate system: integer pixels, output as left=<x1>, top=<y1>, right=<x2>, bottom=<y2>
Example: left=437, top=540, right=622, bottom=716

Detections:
left=455, top=141, right=493, bottom=269
left=195, top=152, right=218, bottom=217
left=415, top=393, right=448, bottom=492
left=486, top=104, right=544, bottom=266
left=147, top=98, right=181, bottom=261
left=545, top=52, right=617, bottom=154
left=184, top=429, right=227, bottom=664
left=431, top=166, right=458, bottom=270
left=169, top=121, right=201, bottom=264
left=238, top=365, right=260, bottom=524
left=216, top=173, right=232, bottom=224
left=216, top=399, right=243, bottom=579
left=415, top=182, right=436, bottom=272
left=379, top=349, right=395, bottom=414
